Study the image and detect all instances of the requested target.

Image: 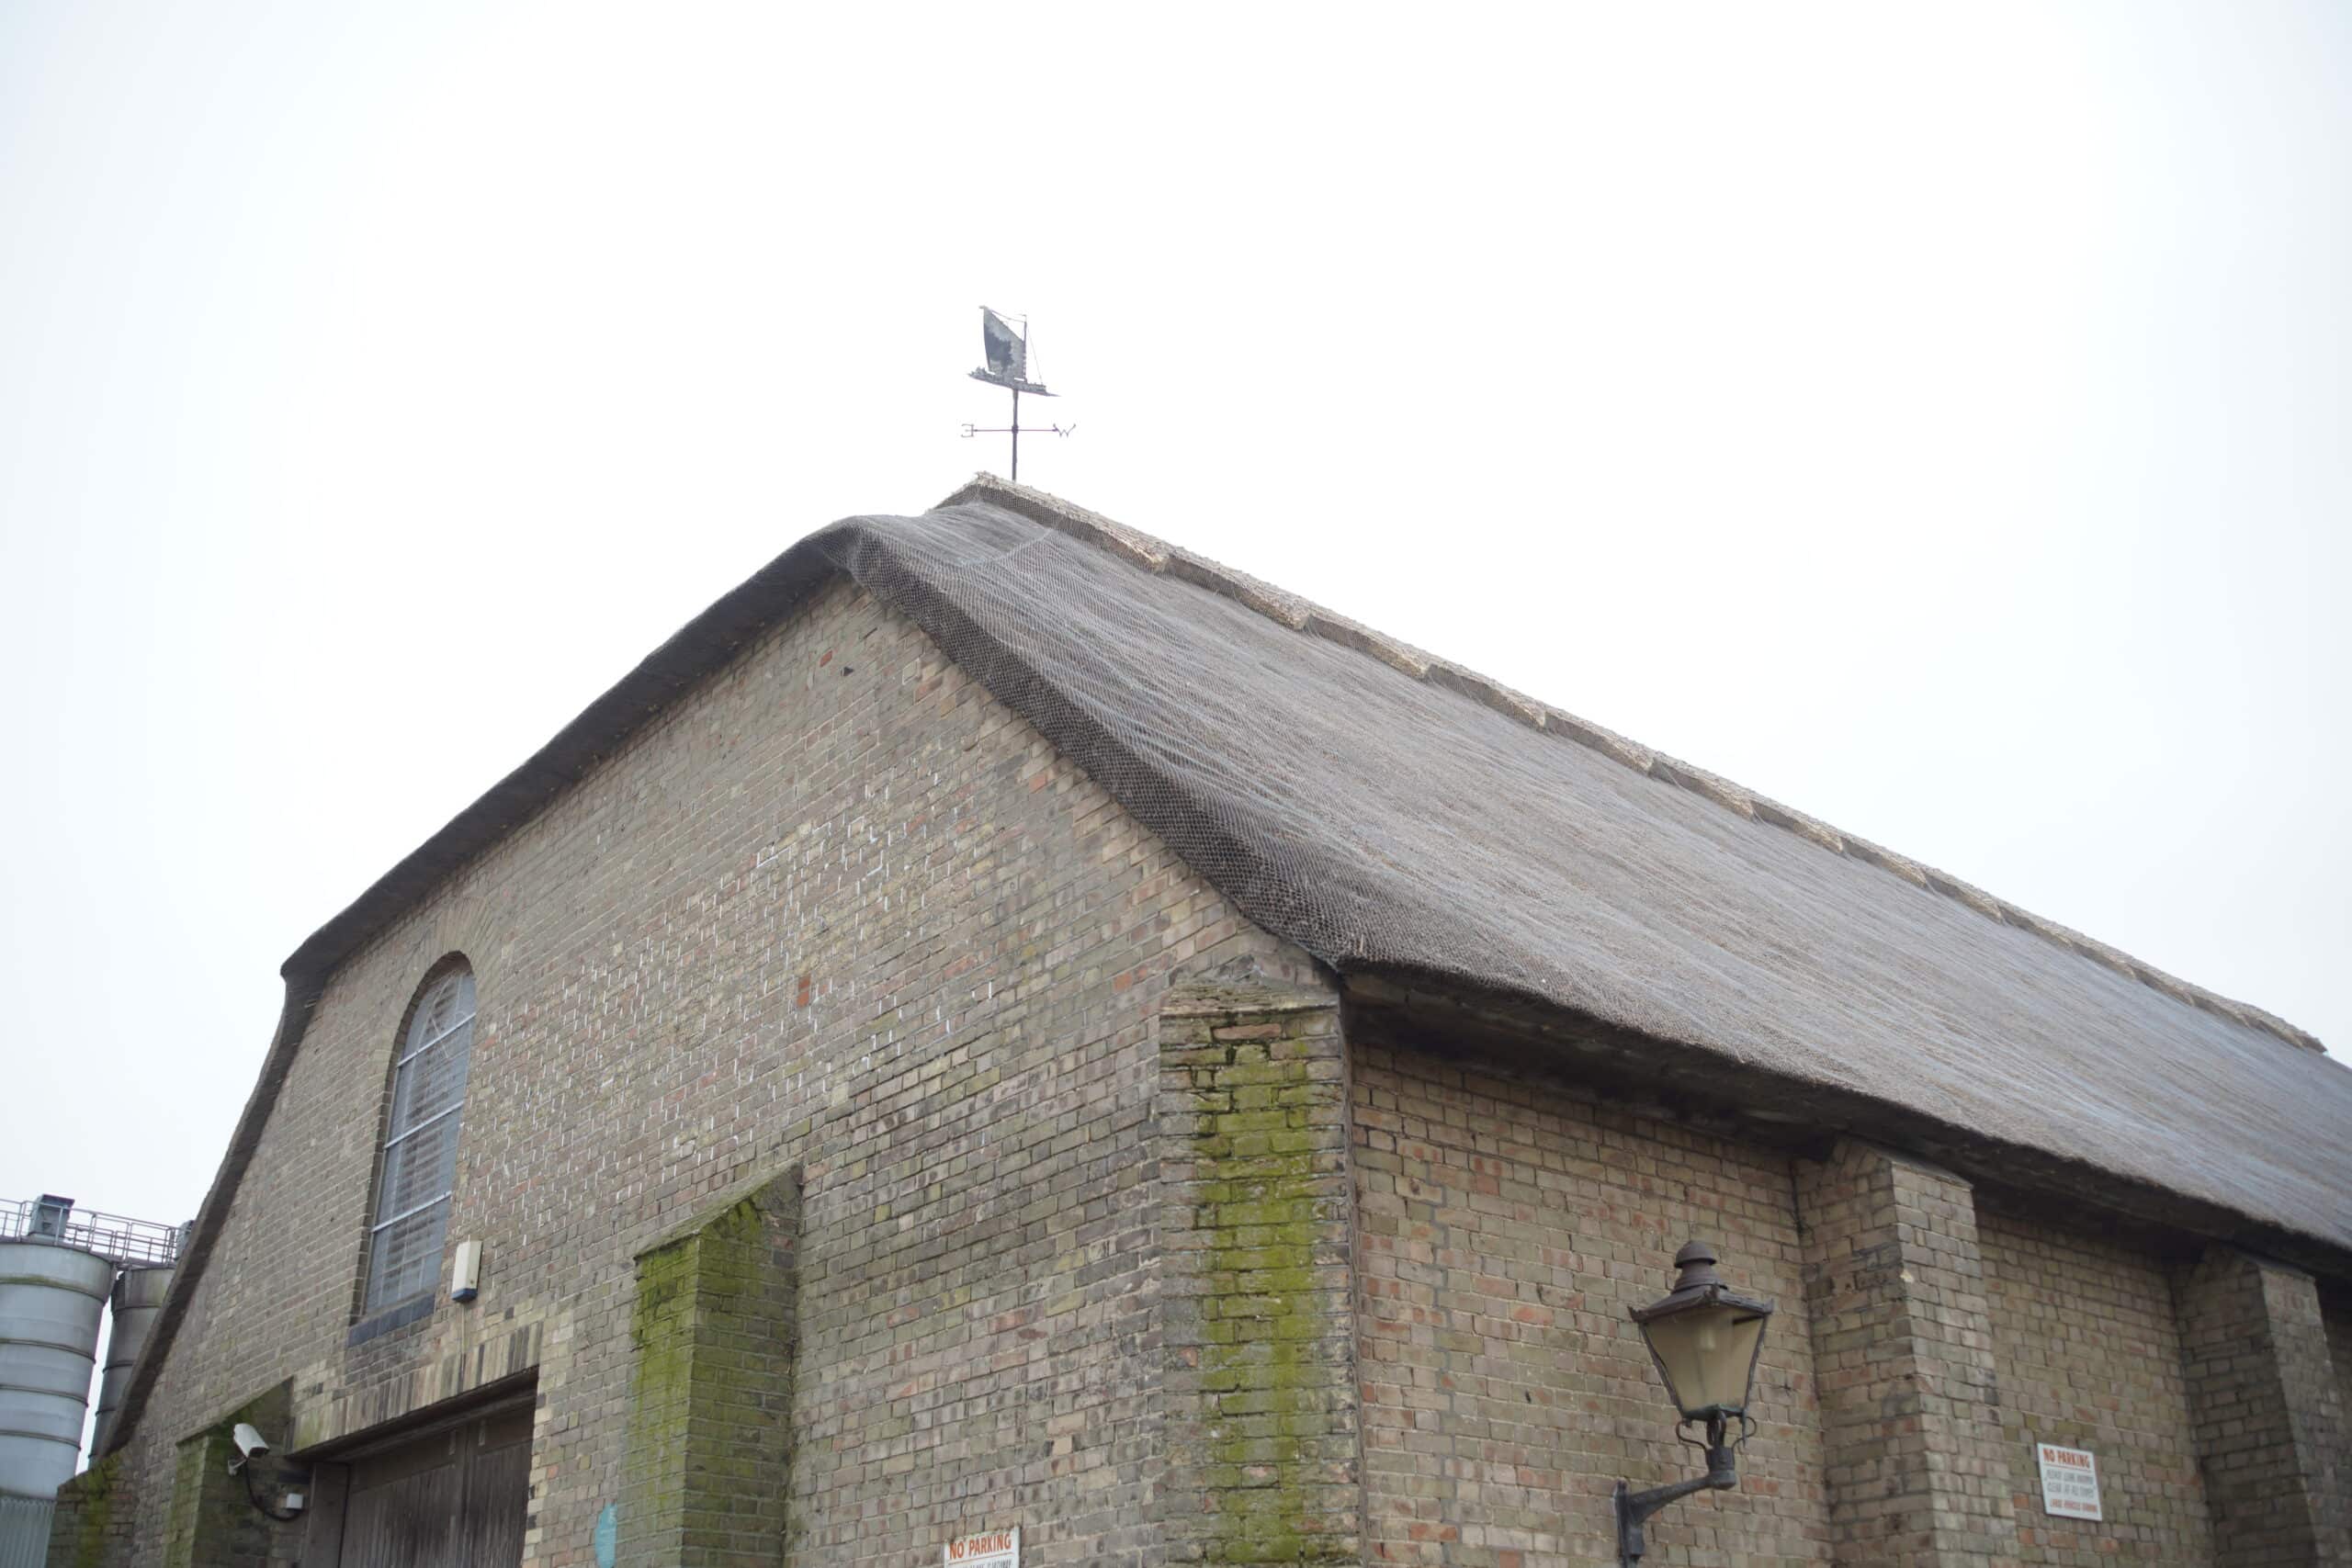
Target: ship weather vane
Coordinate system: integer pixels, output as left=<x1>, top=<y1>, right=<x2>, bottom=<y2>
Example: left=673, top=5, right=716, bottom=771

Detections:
left=961, top=307, right=1072, bottom=483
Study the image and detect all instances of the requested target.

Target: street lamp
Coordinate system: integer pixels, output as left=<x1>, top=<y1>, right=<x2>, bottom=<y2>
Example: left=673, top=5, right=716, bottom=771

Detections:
left=1614, top=1241, right=1774, bottom=1567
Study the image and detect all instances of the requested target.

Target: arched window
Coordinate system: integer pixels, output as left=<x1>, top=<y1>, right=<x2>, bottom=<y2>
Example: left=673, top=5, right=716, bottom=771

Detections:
left=363, top=964, right=477, bottom=1315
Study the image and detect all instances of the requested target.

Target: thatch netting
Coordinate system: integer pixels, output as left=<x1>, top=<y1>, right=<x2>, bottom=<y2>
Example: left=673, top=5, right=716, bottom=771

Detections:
left=827, top=481, right=2348, bottom=1253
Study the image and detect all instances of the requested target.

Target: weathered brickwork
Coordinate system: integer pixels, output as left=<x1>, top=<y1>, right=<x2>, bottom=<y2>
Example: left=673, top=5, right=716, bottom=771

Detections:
left=151, top=1385, right=299, bottom=1568
left=621, top=1168, right=799, bottom=1565
left=43, top=1452, right=126, bottom=1568
left=2174, top=1247, right=2352, bottom=1566
left=1794, top=1139, right=2018, bottom=1568
left=102, top=578, right=1311, bottom=1567
left=1975, top=1201, right=2211, bottom=1564
left=1154, top=975, right=1359, bottom=1565
left=1351, top=1043, right=1831, bottom=1568
left=2326, top=1292, right=2352, bottom=1467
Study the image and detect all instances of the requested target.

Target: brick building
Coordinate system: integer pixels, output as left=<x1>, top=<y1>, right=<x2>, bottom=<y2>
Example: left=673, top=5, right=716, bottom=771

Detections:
left=54, top=476, right=2351, bottom=1567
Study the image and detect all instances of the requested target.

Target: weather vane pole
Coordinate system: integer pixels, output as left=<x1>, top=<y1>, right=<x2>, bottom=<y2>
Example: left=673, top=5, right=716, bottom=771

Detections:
left=962, top=308, right=1072, bottom=483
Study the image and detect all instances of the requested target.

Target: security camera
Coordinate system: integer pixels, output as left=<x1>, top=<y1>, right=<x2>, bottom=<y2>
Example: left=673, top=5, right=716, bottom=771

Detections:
left=227, top=1423, right=271, bottom=1472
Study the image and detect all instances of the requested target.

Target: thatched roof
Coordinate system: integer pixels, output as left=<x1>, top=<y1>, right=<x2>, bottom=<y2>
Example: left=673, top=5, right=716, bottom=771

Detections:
left=855, top=479, right=2347, bottom=1257
left=108, top=475, right=2348, bottom=1454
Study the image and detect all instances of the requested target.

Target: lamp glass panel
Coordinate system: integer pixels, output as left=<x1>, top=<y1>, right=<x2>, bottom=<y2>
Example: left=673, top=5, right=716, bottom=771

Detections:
left=1643, top=1303, right=1768, bottom=1416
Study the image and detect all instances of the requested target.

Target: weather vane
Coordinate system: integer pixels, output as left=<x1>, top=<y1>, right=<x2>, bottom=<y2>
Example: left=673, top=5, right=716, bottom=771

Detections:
left=961, top=307, right=1072, bottom=483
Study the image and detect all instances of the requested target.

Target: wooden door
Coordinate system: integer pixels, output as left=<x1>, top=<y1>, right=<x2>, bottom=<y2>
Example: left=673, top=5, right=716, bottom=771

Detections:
left=337, top=1402, right=530, bottom=1568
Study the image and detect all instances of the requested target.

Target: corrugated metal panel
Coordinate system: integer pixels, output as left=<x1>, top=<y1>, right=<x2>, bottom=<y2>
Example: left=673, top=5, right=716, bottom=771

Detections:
left=0, top=1494, right=55, bottom=1568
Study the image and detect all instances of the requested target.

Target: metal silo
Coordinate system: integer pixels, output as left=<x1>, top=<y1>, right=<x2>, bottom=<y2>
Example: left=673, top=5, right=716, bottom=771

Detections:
left=0, top=1196, right=184, bottom=1568
left=0, top=1199, right=113, bottom=1567
left=88, top=1265, right=174, bottom=1458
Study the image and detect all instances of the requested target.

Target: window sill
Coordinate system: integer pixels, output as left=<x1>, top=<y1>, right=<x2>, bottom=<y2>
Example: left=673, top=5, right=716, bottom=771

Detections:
left=348, top=1292, right=436, bottom=1348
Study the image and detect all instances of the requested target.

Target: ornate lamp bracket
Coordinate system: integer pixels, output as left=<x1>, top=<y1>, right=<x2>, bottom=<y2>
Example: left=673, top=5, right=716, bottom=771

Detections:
left=1613, top=1413, right=1745, bottom=1566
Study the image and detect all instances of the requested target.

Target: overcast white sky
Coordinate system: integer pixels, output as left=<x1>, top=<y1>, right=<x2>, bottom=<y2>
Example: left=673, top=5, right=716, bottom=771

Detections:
left=3, top=3, right=2346, bottom=1237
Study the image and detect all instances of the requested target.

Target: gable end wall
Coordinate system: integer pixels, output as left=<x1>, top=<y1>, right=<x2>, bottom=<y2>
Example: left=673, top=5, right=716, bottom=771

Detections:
left=107, top=577, right=1316, bottom=1568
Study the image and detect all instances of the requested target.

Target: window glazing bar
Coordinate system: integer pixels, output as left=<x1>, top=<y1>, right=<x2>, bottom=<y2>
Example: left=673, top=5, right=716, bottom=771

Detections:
left=368, top=1191, right=452, bottom=1235
left=380, top=1100, right=462, bottom=1150
left=396, top=1010, right=478, bottom=1068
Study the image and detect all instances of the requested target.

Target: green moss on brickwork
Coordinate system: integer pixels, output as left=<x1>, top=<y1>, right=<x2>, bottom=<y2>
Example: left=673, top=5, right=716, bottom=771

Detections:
left=50, top=1450, right=119, bottom=1568
left=161, top=1436, right=206, bottom=1568
left=624, top=1174, right=798, bottom=1566
left=1193, top=1041, right=1348, bottom=1565
left=158, top=1389, right=296, bottom=1568
left=627, top=1226, right=703, bottom=1535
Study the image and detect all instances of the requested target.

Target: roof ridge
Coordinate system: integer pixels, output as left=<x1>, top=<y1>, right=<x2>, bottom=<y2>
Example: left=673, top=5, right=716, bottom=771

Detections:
left=936, top=472, right=2324, bottom=1055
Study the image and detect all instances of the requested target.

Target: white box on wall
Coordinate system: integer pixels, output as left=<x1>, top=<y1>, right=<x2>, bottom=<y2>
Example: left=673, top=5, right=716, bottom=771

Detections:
left=451, top=1239, right=481, bottom=1303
